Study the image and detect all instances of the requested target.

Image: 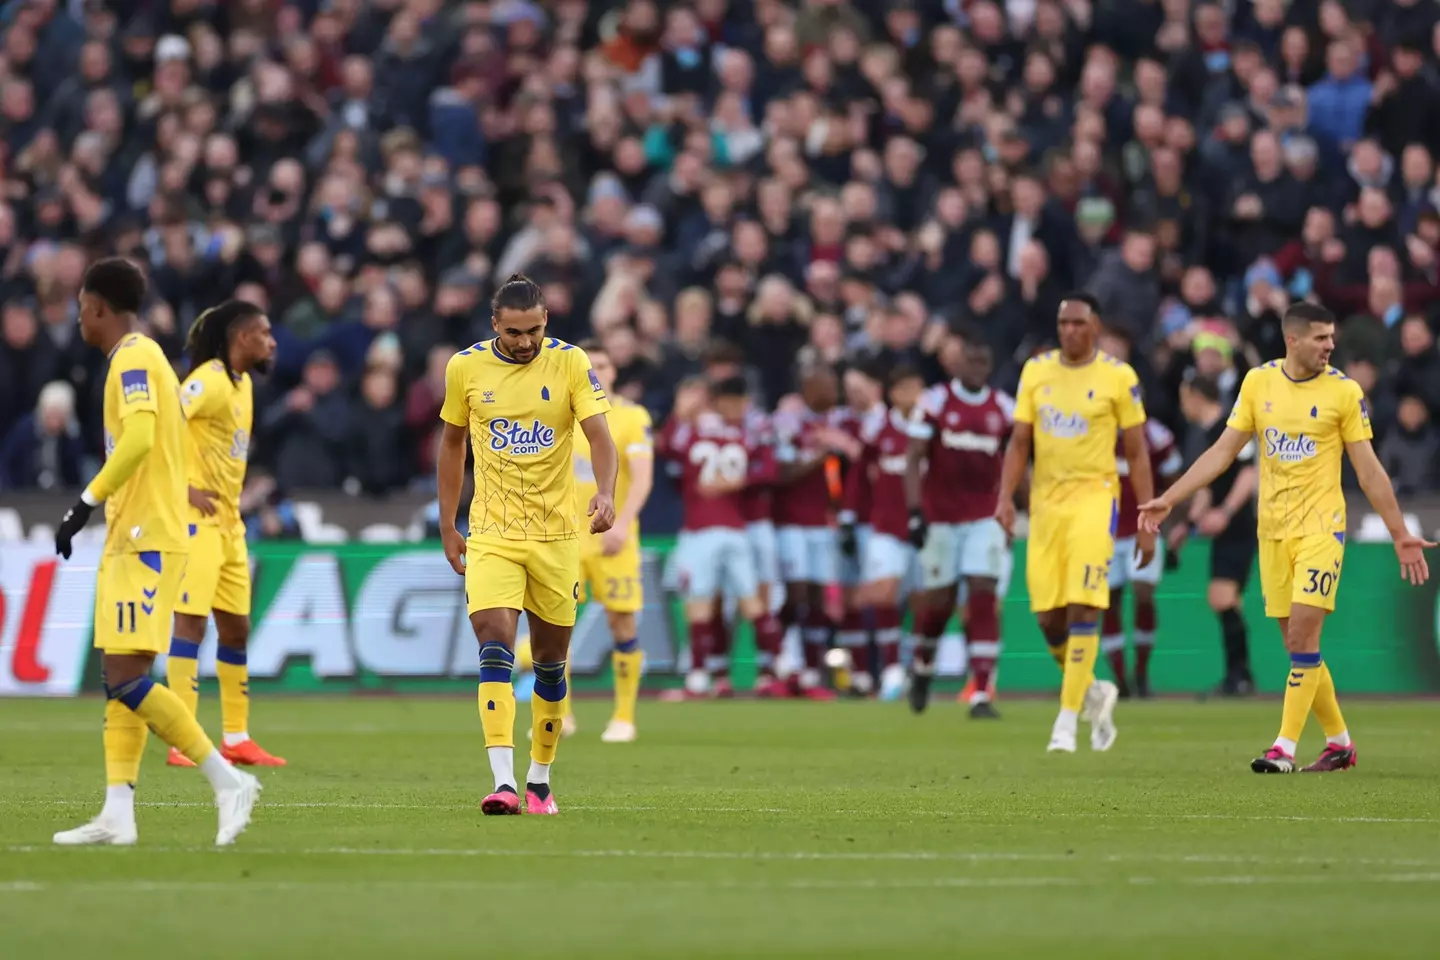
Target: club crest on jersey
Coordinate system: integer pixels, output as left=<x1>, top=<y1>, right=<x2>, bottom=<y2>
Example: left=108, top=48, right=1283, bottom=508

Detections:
left=1037, top=405, right=1089, bottom=438
left=489, top=418, right=555, bottom=455
left=1263, top=428, right=1316, bottom=462
left=120, top=369, right=150, bottom=404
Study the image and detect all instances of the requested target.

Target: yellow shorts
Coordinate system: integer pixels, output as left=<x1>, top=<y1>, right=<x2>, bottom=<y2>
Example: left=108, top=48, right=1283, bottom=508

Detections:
left=1026, top=493, right=1118, bottom=613
left=1259, top=533, right=1345, bottom=619
left=93, top=551, right=187, bottom=654
left=578, top=535, right=644, bottom=613
left=466, top=534, right=580, bottom=627
left=176, top=523, right=252, bottom=617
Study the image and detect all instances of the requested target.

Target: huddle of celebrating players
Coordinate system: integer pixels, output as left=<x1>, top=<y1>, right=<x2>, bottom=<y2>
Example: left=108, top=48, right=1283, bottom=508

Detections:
left=46, top=263, right=1438, bottom=846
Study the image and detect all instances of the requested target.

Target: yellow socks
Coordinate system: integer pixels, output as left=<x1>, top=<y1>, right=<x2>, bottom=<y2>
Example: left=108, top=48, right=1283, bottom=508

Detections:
left=109, top=675, right=215, bottom=764
left=612, top=638, right=642, bottom=724
left=1310, top=661, right=1350, bottom=746
left=1275, top=652, right=1323, bottom=754
left=166, top=638, right=200, bottom=717
left=216, top=646, right=250, bottom=738
left=1059, top=622, right=1099, bottom=713
left=478, top=642, right=517, bottom=791
left=531, top=660, right=567, bottom=766
left=103, top=699, right=148, bottom=785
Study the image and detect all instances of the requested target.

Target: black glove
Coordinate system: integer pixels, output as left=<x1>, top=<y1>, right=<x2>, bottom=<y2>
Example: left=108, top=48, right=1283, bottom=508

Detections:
left=838, top=514, right=858, bottom=558
left=907, top=508, right=928, bottom=550
left=55, top=498, right=95, bottom=560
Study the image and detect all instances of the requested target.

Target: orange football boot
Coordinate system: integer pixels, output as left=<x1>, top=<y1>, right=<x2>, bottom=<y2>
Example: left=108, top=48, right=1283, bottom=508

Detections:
left=221, top=739, right=288, bottom=767
left=166, top=747, right=196, bottom=768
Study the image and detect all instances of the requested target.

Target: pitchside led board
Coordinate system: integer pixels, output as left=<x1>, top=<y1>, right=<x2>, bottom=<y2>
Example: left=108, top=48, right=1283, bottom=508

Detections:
left=2, top=539, right=1440, bottom=697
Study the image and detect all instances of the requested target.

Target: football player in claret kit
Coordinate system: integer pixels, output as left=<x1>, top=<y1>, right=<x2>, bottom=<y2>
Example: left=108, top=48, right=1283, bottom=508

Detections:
left=437, top=274, right=618, bottom=816
left=996, top=294, right=1155, bottom=754
left=772, top=366, right=851, bottom=699
left=165, top=301, right=285, bottom=769
left=1098, top=329, right=1182, bottom=699
left=570, top=338, right=654, bottom=743
left=904, top=332, right=1014, bottom=718
left=53, top=259, right=260, bottom=847
left=835, top=363, right=886, bottom=695
left=844, top=364, right=928, bottom=701
left=1141, top=302, right=1434, bottom=773
left=664, top=377, right=789, bottom=696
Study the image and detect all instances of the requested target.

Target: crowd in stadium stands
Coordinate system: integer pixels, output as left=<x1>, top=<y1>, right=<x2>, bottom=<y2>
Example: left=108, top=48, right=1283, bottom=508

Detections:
left=3, top=0, right=1440, bottom=518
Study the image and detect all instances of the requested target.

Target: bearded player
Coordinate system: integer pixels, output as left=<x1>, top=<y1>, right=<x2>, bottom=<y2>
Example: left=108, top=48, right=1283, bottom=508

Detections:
left=570, top=338, right=654, bottom=743
left=996, top=294, right=1154, bottom=754
left=773, top=366, right=851, bottom=698
left=53, top=259, right=259, bottom=846
left=165, top=301, right=285, bottom=769
left=1140, top=302, right=1433, bottom=773
left=437, top=274, right=617, bottom=816
left=1097, top=330, right=1182, bottom=699
left=844, top=364, right=927, bottom=701
left=905, top=332, right=1014, bottom=719
left=665, top=377, right=788, bottom=696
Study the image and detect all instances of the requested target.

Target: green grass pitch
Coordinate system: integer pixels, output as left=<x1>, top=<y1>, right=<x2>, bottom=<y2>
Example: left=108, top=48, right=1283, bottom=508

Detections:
left=2, top=695, right=1438, bottom=958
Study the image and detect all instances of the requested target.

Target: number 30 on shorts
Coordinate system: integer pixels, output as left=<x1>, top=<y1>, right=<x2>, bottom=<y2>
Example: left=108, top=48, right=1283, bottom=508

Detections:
left=1302, top=567, right=1338, bottom=597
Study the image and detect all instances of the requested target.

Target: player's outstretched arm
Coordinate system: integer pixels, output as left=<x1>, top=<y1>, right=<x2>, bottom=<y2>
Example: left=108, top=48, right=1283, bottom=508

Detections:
left=436, top=422, right=468, bottom=575
left=994, top=421, right=1031, bottom=536
left=1346, top=437, right=1437, bottom=585
left=581, top=413, right=618, bottom=534
left=1121, top=424, right=1156, bottom=564
left=55, top=411, right=158, bottom=559
left=1138, top=427, right=1249, bottom=533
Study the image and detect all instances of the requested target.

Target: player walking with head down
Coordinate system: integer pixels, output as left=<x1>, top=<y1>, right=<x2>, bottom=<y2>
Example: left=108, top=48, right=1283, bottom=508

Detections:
left=53, top=259, right=260, bottom=847
left=1140, top=302, right=1434, bottom=773
left=164, top=300, right=285, bottom=769
left=437, top=275, right=618, bottom=815
left=996, top=294, right=1155, bottom=754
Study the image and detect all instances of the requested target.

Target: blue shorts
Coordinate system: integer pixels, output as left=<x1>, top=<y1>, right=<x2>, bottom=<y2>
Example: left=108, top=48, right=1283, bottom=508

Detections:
left=675, top=528, right=759, bottom=601
left=746, top=520, right=781, bottom=586
left=778, top=525, right=839, bottom=585
left=861, top=531, right=917, bottom=589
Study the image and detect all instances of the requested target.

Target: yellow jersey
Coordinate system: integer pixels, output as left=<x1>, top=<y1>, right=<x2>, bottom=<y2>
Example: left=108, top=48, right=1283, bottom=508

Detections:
left=440, top=336, right=612, bottom=541
left=1014, top=350, right=1146, bottom=503
left=180, top=360, right=252, bottom=533
left=101, top=333, right=188, bottom=555
left=575, top=396, right=653, bottom=543
left=1226, top=361, right=1371, bottom=540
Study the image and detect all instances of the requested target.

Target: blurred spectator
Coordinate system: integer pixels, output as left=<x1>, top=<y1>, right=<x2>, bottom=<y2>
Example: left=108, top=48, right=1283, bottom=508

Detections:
left=0, top=380, right=89, bottom=490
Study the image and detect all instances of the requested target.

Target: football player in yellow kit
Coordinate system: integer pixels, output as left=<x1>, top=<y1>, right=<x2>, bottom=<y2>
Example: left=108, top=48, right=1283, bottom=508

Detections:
left=570, top=338, right=654, bottom=742
left=1141, top=302, right=1434, bottom=773
left=52, top=259, right=260, bottom=846
left=437, top=274, right=617, bottom=816
left=164, top=301, right=285, bottom=768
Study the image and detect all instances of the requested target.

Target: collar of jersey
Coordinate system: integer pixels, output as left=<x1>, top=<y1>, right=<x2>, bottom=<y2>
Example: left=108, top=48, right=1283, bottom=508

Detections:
left=1279, top=363, right=1322, bottom=383
left=889, top=406, right=914, bottom=430
left=488, top=338, right=528, bottom=365
left=950, top=379, right=991, bottom=405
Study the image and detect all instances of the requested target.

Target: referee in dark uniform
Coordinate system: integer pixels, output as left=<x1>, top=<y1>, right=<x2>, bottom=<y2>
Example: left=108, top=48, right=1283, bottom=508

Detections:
left=1170, top=374, right=1259, bottom=695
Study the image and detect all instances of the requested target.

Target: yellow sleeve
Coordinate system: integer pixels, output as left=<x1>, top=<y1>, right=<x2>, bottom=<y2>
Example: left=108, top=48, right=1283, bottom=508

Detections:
left=1227, top=370, right=1258, bottom=434
left=570, top=347, right=612, bottom=423
left=1115, top=362, right=1146, bottom=430
left=625, top=407, right=655, bottom=458
left=439, top=353, right=470, bottom=427
left=1339, top=379, right=1373, bottom=443
left=1013, top=360, right=1037, bottom=424
left=86, top=410, right=157, bottom=502
left=180, top=364, right=225, bottom=422
left=113, top=346, right=164, bottom=422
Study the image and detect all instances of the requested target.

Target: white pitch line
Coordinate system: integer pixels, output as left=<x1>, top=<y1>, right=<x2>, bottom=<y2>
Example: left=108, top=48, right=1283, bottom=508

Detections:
left=18, top=799, right=1440, bottom=824
left=8, top=845, right=1440, bottom=868
left=4, top=874, right=1440, bottom=894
